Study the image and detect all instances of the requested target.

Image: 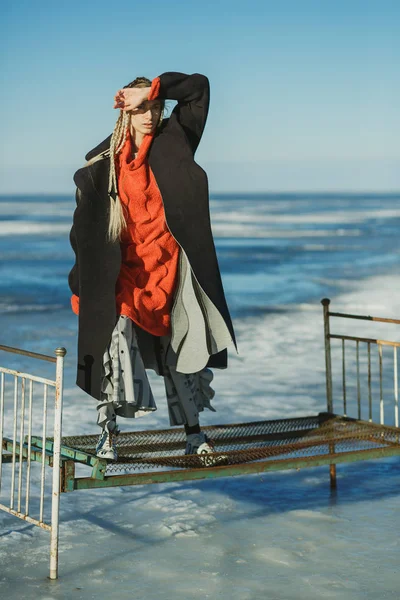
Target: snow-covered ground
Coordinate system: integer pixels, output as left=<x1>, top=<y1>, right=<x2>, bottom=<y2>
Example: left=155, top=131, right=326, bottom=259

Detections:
left=1, top=272, right=399, bottom=600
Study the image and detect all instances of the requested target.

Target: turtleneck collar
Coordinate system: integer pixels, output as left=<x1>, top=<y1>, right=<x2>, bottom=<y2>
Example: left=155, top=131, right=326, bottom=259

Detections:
left=119, top=130, right=154, bottom=171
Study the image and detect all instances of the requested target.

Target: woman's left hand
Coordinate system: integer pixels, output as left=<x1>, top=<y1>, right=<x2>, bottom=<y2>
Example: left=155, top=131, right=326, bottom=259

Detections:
left=113, top=87, right=150, bottom=111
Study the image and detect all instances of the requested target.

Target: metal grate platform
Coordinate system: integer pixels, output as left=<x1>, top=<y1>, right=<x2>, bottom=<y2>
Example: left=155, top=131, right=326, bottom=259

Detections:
left=59, top=413, right=400, bottom=474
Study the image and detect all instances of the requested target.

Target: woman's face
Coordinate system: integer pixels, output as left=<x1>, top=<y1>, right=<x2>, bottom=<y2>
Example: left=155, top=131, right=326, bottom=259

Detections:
left=129, top=95, right=162, bottom=135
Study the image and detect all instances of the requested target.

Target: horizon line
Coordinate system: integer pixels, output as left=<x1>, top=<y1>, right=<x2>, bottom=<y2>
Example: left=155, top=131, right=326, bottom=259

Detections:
left=0, top=190, right=399, bottom=197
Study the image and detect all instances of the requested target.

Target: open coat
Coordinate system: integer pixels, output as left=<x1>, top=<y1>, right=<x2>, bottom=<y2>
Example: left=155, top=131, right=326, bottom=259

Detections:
left=69, top=72, right=236, bottom=400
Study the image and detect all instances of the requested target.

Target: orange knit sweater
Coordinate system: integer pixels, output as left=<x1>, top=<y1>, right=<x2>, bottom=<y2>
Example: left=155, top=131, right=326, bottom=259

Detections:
left=115, top=130, right=179, bottom=336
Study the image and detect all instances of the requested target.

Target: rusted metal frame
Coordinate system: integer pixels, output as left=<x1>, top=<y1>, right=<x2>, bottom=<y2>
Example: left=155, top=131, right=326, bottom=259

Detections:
left=31, top=436, right=95, bottom=463
left=70, top=445, right=400, bottom=490
left=2, top=437, right=54, bottom=466
left=31, top=436, right=106, bottom=470
left=63, top=416, right=400, bottom=477
left=342, top=339, right=347, bottom=416
left=356, top=341, right=361, bottom=420
left=329, top=458, right=337, bottom=489
left=351, top=432, right=400, bottom=448
left=340, top=414, right=400, bottom=434
left=61, top=414, right=328, bottom=445
left=318, top=429, right=398, bottom=445
left=332, top=336, right=345, bottom=489
left=120, top=430, right=399, bottom=468
left=65, top=427, right=325, bottom=457
left=378, top=344, right=384, bottom=424
left=191, top=427, right=324, bottom=448
left=90, top=458, right=107, bottom=480
left=321, top=299, right=333, bottom=413
left=0, top=344, right=56, bottom=363
left=368, top=343, right=372, bottom=422
left=44, top=421, right=333, bottom=474
left=61, top=460, right=76, bottom=493
left=367, top=436, right=400, bottom=448
left=329, top=334, right=400, bottom=348
left=56, top=413, right=399, bottom=479
left=0, top=503, right=51, bottom=531
left=326, top=304, right=400, bottom=425
left=394, top=347, right=399, bottom=428
left=328, top=312, right=400, bottom=325
left=335, top=425, right=400, bottom=447
left=0, top=372, right=4, bottom=492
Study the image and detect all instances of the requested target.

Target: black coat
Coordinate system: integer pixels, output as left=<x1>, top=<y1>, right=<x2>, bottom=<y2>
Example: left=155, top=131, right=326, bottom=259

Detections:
left=69, top=72, right=236, bottom=400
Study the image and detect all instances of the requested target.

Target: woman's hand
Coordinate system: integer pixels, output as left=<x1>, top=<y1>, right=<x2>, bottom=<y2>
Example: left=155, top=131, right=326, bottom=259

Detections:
left=113, top=87, right=150, bottom=111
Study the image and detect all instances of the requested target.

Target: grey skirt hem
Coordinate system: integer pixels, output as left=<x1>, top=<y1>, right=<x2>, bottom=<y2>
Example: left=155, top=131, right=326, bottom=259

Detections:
left=98, top=315, right=216, bottom=430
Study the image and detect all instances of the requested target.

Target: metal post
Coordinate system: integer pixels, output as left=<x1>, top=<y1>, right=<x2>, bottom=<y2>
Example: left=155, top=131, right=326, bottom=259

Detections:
left=322, top=299, right=337, bottom=487
left=39, top=384, right=48, bottom=523
left=322, top=299, right=333, bottom=413
left=342, top=340, right=347, bottom=417
left=25, top=380, right=33, bottom=516
left=10, top=377, right=18, bottom=510
left=394, top=347, right=399, bottom=428
left=378, top=344, right=384, bottom=424
left=356, top=341, right=361, bottom=419
left=17, top=378, right=26, bottom=513
left=49, top=347, right=66, bottom=581
left=329, top=460, right=337, bottom=490
left=61, top=460, right=76, bottom=493
left=0, top=373, right=4, bottom=493
left=368, top=343, right=372, bottom=422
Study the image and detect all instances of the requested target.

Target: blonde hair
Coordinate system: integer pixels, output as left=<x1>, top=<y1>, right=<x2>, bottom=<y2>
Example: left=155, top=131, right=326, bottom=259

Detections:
left=86, top=77, right=164, bottom=243
left=107, top=110, right=131, bottom=243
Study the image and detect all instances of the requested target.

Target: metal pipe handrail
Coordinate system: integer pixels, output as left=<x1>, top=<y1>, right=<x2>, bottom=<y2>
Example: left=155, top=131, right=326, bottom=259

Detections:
left=328, top=312, right=400, bottom=325
left=322, top=299, right=333, bottom=413
left=0, top=345, right=56, bottom=364
left=321, top=298, right=400, bottom=325
left=0, top=367, right=56, bottom=387
left=329, top=334, right=400, bottom=348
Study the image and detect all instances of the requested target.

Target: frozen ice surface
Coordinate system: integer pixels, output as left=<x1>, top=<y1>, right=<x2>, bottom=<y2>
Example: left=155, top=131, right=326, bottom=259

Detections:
left=1, top=273, right=400, bottom=599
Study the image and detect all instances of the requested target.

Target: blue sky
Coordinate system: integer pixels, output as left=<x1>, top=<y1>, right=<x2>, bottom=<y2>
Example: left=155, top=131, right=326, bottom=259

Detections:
left=1, top=0, right=399, bottom=193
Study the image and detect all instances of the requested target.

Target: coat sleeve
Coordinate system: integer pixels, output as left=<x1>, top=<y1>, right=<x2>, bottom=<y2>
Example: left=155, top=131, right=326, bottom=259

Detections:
left=68, top=188, right=81, bottom=315
left=149, top=72, right=210, bottom=154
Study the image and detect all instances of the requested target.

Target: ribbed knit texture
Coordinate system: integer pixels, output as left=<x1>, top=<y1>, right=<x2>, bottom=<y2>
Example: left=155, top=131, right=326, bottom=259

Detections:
left=115, top=128, right=179, bottom=336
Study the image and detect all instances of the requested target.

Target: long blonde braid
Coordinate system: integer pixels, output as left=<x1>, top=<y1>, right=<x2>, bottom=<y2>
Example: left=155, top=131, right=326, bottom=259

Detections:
left=84, top=77, right=164, bottom=243
left=83, top=110, right=130, bottom=242
left=107, top=77, right=164, bottom=242
left=107, top=110, right=131, bottom=242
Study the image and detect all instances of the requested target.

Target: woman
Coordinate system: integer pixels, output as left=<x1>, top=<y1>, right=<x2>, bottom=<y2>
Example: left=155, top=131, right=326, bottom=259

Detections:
left=69, top=72, right=236, bottom=463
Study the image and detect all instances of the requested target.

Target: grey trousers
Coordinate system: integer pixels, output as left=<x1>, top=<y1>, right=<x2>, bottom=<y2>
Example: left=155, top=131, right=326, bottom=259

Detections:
left=97, top=315, right=216, bottom=432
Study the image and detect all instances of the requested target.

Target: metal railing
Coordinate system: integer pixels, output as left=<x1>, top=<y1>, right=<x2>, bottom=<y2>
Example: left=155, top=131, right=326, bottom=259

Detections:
left=322, top=299, right=399, bottom=427
left=0, top=344, right=66, bottom=580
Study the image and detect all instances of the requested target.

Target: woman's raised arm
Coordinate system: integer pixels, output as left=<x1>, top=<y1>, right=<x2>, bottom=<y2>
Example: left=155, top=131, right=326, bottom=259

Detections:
left=115, top=72, right=210, bottom=154
left=157, top=72, right=210, bottom=152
